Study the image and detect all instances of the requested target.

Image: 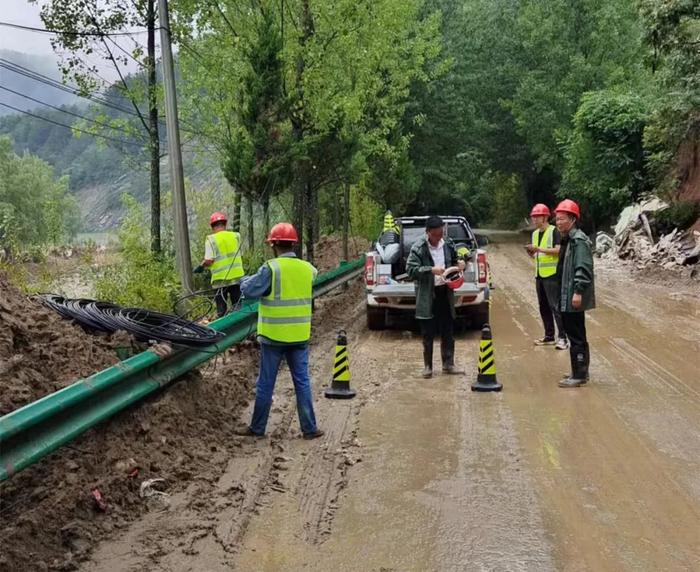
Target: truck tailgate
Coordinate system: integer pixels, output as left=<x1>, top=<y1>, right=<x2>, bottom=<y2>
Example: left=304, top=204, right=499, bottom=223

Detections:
left=372, top=283, right=481, bottom=297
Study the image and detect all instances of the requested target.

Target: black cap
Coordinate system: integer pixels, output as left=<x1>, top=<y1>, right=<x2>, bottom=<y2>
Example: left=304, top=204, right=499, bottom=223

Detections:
left=425, top=215, right=444, bottom=230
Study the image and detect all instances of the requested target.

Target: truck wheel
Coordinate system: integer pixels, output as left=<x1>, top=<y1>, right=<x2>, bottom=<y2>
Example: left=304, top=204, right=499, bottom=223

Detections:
left=366, top=306, right=386, bottom=330
left=472, top=302, right=490, bottom=329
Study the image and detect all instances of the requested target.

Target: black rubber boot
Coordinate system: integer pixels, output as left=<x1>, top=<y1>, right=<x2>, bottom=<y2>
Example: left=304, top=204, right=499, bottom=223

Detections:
left=582, top=343, right=590, bottom=380
left=559, top=349, right=588, bottom=387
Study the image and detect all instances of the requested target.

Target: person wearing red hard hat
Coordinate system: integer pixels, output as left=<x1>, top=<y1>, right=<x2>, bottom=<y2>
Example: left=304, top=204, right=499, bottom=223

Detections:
left=526, top=203, right=568, bottom=350
left=194, top=212, right=246, bottom=317
left=554, top=198, right=596, bottom=388
left=235, top=222, right=324, bottom=440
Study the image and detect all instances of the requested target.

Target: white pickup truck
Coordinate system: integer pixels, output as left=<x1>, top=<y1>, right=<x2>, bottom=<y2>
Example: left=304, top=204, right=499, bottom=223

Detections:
left=364, top=215, right=490, bottom=330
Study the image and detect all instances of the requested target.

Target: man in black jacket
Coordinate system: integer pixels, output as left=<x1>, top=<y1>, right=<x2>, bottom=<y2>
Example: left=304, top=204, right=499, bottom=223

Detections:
left=406, top=216, right=465, bottom=378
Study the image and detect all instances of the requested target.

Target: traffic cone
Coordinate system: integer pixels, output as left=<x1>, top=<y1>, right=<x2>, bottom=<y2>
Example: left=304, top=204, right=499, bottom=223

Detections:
left=471, top=324, right=503, bottom=392
left=325, top=330, right=356, bottom=399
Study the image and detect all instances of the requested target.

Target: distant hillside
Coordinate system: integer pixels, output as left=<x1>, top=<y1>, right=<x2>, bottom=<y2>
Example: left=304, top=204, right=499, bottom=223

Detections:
left=0, top=51, right=226, bottom=231
left=0, top=105, right=126, bottom=191
left=0, top=50, right=79, bottom=115
left=0, top=106, right=225, bottom=231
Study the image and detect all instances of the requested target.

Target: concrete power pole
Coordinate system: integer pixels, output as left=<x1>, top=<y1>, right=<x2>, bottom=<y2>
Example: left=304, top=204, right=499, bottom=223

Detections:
left=158, top=0, right=194, bottom=294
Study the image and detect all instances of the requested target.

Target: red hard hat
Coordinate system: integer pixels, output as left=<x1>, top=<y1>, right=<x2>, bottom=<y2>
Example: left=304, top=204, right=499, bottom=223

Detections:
left=267, top=222, right=299, bottom=244
left=530, top=203, right=551, bottom=217
left=209, top=211, right=227, bottom=225
left=554, top=199, right=581, bottom=219
left=443, top=267, right=464, bottom=290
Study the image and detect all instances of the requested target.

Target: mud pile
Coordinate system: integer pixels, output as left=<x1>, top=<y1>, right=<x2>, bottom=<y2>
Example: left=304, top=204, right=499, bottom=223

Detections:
left=0, top=341, right=259, bottom=571
left=0, top=273, right=129, bottom=415
left=0, top=271, right=363, bottom=571
left=314, top=235, right=369, bottom=274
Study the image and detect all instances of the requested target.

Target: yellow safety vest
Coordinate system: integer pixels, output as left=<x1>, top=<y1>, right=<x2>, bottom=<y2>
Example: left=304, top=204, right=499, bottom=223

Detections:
left=532, top=225, right=558, bottom=278
left=207, top=231, right=244, bottom=284
left=383, top=214, right=399, bottom=233
left=258, top=257, right=314, bottom=343
left=457, top=245, right=471, bottom=259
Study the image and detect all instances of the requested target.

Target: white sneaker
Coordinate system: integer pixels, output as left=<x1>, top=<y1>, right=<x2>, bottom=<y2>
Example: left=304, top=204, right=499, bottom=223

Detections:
left=555, top=339, right=569, bottom=350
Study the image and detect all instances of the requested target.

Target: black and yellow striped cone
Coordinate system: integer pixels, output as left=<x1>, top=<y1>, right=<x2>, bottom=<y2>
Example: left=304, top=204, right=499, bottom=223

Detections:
left=325, top=330, right=356, bottom=399
left=471, top=324, right=503, bottom=392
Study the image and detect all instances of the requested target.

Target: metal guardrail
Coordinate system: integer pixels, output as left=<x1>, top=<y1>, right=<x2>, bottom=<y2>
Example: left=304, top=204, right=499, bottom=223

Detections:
left=0, top=257, right=364, bottom=482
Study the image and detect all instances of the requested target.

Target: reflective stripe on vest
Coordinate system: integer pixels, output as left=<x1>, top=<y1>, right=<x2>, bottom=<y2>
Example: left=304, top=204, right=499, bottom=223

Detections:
left=208, top=231, right=244, bottom=283
left=532, top=226, right=558, bottom=278
left=257, top=257, right=314, bottom=343
left=383, top=215, right=399, bottom=233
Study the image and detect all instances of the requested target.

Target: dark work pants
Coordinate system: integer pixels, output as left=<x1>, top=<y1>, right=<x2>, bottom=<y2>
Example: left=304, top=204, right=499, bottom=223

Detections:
left=536, top=277, right=566, bottom=341
left=420, top=285, right=455, bottom=368
left=214, top=284, right=241, bottom=318
left=561, top=311, right=589, bottom=377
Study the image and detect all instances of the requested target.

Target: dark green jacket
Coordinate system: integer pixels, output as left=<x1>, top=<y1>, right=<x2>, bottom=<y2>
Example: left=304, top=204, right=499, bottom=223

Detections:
left=406, top=236, right=459, bottom=320
left=559, top=227, right=596, bottom=313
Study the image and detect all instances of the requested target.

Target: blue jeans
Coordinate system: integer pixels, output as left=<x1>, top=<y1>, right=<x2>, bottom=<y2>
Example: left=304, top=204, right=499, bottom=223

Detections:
left=250, top=343, right=318, bottom=436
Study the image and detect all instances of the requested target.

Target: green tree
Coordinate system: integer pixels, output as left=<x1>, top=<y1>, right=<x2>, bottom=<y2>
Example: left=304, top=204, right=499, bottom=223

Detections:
left=639, top=1, right=700, bottom=190
left=562, top=90, right=649, bottom=224
left=35, top=0, right=164, bottom=253
left=509, top=0, right=647, bottom=172
left=0, top=136, right=80, bottom=253
left=173, top=0, right=440, bottom=262
left=405, top=0, right=531, bottom=221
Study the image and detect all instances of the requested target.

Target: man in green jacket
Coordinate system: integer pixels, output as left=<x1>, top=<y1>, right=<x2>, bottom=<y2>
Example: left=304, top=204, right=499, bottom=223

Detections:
left=554, top=199, right=596, bottom=388
left=406, top=216, right=465, bottom=378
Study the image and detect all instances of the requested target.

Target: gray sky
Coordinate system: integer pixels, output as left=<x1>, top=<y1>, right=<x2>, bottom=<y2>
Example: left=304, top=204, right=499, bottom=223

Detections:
left=1, top=0, right=55, bottom=56
left=0, top=0, right=142, bottom=80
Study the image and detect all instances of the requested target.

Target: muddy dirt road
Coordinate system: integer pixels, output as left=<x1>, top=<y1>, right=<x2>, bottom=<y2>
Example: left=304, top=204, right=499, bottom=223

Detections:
left=79, top=240, right=700, bottom=571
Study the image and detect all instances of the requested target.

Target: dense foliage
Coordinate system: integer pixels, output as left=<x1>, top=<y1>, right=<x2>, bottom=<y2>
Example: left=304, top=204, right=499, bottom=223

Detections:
left=0, top=136, right=80, bottom=256
left=0, top=0, right=696, bottom=254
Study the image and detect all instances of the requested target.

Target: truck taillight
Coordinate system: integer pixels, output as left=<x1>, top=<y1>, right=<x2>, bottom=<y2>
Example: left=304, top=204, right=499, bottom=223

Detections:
left=477, top=253, right=487, bottom=284
left=365, top=255, right=375, bottom=286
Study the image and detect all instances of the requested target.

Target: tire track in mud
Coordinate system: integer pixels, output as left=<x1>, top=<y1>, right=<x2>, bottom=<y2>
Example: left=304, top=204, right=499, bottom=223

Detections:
left=609, top=337, right=700, bottom=401
left=83, top=284, right=368, bottom=571
left=296, top=399, right=356, bottom=544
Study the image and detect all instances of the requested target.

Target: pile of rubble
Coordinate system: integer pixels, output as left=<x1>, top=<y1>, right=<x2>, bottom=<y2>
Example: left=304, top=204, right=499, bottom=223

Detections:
left=596, top=198, right=700, bottom=273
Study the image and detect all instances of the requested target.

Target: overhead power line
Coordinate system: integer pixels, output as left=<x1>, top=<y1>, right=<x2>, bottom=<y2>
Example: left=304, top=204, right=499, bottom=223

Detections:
left=0, top=21, right=154, bottom=37
left=0, top=58, right=211, bottom=141
left=0, top=101, right=142, bottom=148
left=0, top=58, right=141, bottom=118
left=0, top=85, right=145, bottom=139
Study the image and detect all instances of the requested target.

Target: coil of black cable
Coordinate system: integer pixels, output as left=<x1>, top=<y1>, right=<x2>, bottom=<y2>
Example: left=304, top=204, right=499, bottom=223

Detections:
left=34, top=294, right=73, bottom=320
left=111, top=307, right=224, bottom=347
left=34, top=294, right=222, bottom=348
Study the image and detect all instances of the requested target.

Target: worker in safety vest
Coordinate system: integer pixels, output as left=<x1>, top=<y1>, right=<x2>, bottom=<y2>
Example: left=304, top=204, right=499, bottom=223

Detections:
left=194, top=212, right=245, bottom=318
left=383, top=210, right=400, bottom=234
left=526, top=204, right=568, bottom=350
left=235, top=222, right=324, bottom=439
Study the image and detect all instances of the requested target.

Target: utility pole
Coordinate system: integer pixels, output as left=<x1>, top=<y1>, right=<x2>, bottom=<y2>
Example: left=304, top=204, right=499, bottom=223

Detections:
left=158, top=0, right=194, bottom=293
